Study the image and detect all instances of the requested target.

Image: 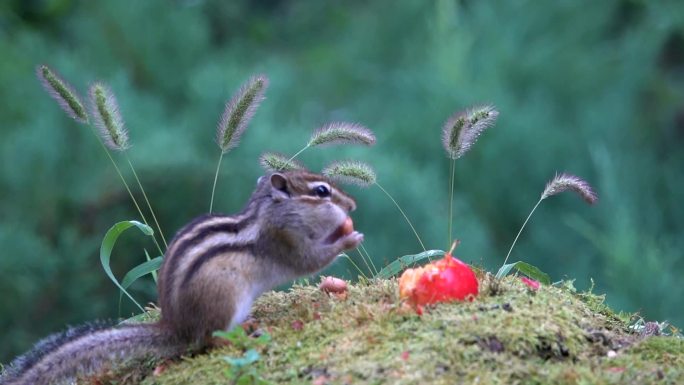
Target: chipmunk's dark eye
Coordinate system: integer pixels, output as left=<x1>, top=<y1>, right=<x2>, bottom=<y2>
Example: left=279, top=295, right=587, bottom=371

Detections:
left=312, top=185, right=330, bottom=198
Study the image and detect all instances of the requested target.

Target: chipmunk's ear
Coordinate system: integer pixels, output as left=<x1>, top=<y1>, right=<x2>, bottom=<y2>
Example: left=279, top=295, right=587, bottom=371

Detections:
left=270, top=173, right=290, bottom=200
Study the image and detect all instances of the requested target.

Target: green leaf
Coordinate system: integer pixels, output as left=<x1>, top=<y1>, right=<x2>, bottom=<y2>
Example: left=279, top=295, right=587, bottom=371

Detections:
left=243, top=349, right=260, bottom=364
left=213, top=327, right=248, bottom=345
left=117, top=255, right=163, bottom=312
left=223, top=349, right=260, bottom=368
left=254, top=332, right=271, bottom=346
left=145, top=249, right=160, bottom=284
left=100, top=220, right=154, bottom=312
left=375, top=250, right=445, bottom=279
left=214, top=327, right=271, bottom=352
left=495, top=261, right=551, bottom=284
left=120, top=256, right=163, bottom=290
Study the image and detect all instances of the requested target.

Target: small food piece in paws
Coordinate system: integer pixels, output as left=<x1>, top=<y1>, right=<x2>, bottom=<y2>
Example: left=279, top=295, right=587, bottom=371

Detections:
left=341, top=216, right=354, bottom=236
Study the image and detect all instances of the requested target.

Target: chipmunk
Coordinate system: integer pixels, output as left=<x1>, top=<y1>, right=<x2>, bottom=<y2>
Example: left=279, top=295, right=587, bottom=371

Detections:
left=0, top=170, right=363, bottom=385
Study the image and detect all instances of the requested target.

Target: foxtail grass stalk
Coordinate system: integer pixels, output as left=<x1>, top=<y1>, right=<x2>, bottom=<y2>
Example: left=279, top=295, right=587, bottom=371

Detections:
left=290, top=122, right=376, bottom=162
left=359, top=243, right=378, bottom=275
left=37, top=65, right=88, bottom=123
left=89, top=82, right=166, bottom=252
left=211, top=75, right=269, bottom=212
left=89, top=128, right=164, bottom=257
left=442, top=105, right=498, bottom=250
left=125, top=154, right=168, bottom=248
left=340, top=253, right=369, bottom=280
left=259, top=152, right=303, bottom=172
left=356, top=243, right=378, bottom=276
left=39, top=67, right=165, bottom=255
left=502, top=173, right=597, bottom=267
left=209, top=152, right=224, bottom=213
left=502, top=198, right=542, bottom=267
left=287, top=145, right=310, bottom=162
left=322, top=160, right=426, bottom=252
left=357, top=248, right=375, bottom=277
left=448, top=158, right=455, bottom=246
left=375, top=182, right=426, bottom=252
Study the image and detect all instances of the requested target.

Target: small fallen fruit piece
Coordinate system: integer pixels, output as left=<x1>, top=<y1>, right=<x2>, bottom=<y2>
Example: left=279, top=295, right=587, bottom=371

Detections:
left=153, top=363, right=168, bottom=376
left=319, top=276, right=348, bottom=294
left=399, top=243, right=478, bottom=312
left=521, top=277, right=540, bottom=290
left=291, top=320, right=304, bottom=331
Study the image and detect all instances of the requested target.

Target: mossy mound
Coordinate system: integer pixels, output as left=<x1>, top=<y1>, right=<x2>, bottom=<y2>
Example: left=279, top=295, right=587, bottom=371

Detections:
left=127, top=275, right=681, bottom=384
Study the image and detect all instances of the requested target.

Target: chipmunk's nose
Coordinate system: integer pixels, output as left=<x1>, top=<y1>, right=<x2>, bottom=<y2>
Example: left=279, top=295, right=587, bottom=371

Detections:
left=341, top=195, right=356, bottom=212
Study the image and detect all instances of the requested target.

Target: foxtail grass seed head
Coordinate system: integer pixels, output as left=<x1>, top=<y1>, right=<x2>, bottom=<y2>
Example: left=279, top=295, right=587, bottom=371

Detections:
left=308, top=122, right=376, bottom=147
left=442, top=105, right=498, bottom=159
left=217, top=74, right=269, bottom=153
left=541, top=173, right=598, bottom=204
left=322, top=160, right=377, bottom=187
left=259, top=152, right=304, bottom=172
left=89, top=83, right=129, bottom=151
left=36, top=65, right=88, bottom=123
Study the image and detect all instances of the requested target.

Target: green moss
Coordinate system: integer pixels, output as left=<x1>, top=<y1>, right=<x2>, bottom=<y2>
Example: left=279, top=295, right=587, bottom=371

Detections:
left=107, top=276, right=682, bottom=385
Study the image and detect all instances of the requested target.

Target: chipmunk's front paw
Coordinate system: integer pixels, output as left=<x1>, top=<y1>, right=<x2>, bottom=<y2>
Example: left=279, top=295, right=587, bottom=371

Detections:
left=338, top=231, right=364, bottom=251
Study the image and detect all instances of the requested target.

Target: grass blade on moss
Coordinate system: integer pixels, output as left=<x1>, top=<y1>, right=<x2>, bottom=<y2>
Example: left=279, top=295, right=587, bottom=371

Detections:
left=495, top=261, right=551, bottom=284
left=100, top=221, right=154, bottom=313
left=144, top=249, right=159, bottom=283
left=120, top=256, right=163, bottom=290
left=37, top=65, right=89, bottom=123
left=376, top=250, right=446, bottom=279
left=117, top=253, right=163, bottom=316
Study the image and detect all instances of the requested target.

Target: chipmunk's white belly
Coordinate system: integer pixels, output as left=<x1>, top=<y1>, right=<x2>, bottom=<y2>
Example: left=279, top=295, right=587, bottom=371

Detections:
left=227, top=284, right=269, bottom=329
left=229, top=297, right=253, bottom=329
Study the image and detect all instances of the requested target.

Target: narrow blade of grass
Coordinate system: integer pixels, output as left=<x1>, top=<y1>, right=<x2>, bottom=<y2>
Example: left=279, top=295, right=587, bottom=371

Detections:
left=120, top=256, right=163, bottom=290
left=375, top=250, right=445, bottom=279
left=144, top=249, right=160, bottom=283
left=117, top=255, right=163, bottom=315
left=495, top=260, right=551, bottom=284
left=100, top=220, right=154, bottom=312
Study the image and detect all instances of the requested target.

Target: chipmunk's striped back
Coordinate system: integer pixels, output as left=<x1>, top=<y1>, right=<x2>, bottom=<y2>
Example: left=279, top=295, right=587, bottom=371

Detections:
left=158, top=212, right=261, bottom=337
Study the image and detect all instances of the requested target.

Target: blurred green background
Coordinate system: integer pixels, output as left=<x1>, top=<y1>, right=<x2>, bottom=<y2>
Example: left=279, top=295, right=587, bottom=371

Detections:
left=1, top=0, right=683, bottom=362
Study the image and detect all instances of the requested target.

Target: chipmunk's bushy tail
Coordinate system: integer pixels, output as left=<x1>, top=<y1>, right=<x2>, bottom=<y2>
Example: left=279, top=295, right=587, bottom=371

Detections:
left=0, top=321, right=183, bottom=385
